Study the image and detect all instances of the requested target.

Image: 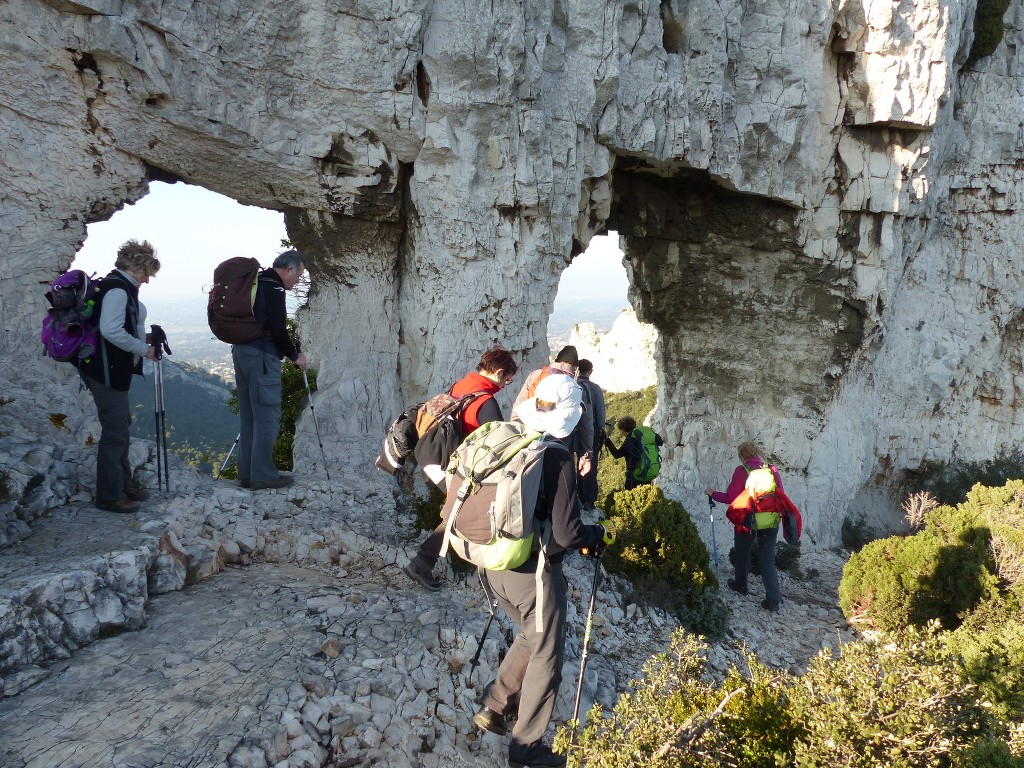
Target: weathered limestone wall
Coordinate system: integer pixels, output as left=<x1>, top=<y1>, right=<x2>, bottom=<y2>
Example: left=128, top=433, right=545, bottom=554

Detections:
left=4, top=0, right=1024, bottom=544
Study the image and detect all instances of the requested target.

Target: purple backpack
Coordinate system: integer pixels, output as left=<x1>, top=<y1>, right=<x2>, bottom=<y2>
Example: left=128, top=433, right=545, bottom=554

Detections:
left=41, top=269, right=100, bottom=363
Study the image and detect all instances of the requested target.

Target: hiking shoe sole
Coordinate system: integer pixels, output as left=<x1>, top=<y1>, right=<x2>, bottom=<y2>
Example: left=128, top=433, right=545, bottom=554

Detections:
left=124, top=486, right=150, bottom=501
left=403, top=564, right=442, bottom=591
left=472, top=707, right=507, bottom=736
left=96, top=498, right=141, bottom=513
left=251, top=475, right=293, bottom=490
left=508, top=750, right=566, bottom=768
left=727, top=578, right=749, bottom=596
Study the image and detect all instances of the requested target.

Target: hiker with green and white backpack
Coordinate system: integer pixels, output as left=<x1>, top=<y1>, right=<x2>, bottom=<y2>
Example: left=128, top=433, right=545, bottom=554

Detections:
left=706, top=440, right=802, bottom=612
left=603, top=415, right=663, bottom=490
left=450, top=374, right=613, bottom=768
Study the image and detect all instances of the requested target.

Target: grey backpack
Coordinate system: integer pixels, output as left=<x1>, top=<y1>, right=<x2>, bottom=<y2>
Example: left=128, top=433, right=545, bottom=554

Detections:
left=438, top=421, right=567, bottom=630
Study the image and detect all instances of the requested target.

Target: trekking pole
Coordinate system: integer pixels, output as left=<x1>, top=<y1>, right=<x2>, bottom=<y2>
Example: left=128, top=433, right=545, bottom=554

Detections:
left=572, top=546, right=604, bottom=733
left=157, top=358, right=169, bottom=491
left=153, top=358, right=162, bottom=492
left=216, top=433, right=240, bottom=479
left=151, top=325, right=172, bottom=492
left=469, top=569, right=499, bottom=685
left=301, top=368, right=330, bottom=481
left=707, top=494, right=719, bottom=570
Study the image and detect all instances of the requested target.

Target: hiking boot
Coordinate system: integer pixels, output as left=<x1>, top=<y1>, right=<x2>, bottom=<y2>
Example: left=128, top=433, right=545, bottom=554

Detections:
left=761, top=599, right=781, bottom=612
left=238, top=479, right=251, bottom=489
left=403, top=562, right=442, bottom=591
left=123, top=483, right=150, bottom=502
left=96, top=497, right=141, bottom=513
left=727, top=578, right=749, bottom=596
left=508, top=744, right=567, bottom=768
left=251, top=475, right=293, bottom=490
left=472, top=706, right=507, bottom=736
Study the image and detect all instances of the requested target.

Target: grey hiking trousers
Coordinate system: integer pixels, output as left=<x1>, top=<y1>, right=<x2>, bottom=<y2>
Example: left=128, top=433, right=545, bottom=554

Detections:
left=482, top=558, right=568, bottom=761
left=84, top=375, right=132, bottom=503
left=232, top=345, right=283, bottom=485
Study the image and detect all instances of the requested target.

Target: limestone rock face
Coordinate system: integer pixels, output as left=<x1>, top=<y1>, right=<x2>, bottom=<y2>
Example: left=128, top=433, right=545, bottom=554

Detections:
left=3, top=0, right=1024, bottom=543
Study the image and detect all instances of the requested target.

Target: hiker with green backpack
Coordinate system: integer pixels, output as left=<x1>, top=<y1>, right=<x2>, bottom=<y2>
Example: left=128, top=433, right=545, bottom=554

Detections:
left=706, top=440, right=802, bottom=612
left=447, top=374, right=614, bottom=768
left=603, top=416, right=663, bottom=490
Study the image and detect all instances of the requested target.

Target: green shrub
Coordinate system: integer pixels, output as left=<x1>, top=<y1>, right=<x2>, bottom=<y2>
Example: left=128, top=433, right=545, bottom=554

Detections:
left=903, top=451, right=1024, bottom=506
left=954, top=738, right=1024, bottom=768
left=948, top=596, right=1024, bottom=721
left=556, top=629, right=797, bottom=768
left=839, top=531, right=994, bottom=632
left=789, top=626, right=992, bottom=768
left=840, top=512, right=882, bottom=552
left=839, top=492, right=1001, bottom=632
left=956, top=481, right=1024, bottom=596
left=968, top=0, right=1012, bottom=64
left=602, top=486, right=721, bottom=635
left=412, top=483, right=445, bottom=533
left=557, top=626, right=1002, bottom=768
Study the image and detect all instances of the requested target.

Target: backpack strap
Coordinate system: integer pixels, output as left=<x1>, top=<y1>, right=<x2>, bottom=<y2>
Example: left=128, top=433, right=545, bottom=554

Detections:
left=533, top=517, right=553, bottom=633
left=438, top=477, right=473, bottom=560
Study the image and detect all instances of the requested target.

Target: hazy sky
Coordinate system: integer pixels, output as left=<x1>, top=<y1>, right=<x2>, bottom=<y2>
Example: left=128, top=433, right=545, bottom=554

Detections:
left=73, top=181, right=629, bottom=312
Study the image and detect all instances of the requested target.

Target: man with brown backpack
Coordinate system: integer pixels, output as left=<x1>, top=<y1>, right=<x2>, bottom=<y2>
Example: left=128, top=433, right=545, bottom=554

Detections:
left=219, top=250, right=307, bottom=490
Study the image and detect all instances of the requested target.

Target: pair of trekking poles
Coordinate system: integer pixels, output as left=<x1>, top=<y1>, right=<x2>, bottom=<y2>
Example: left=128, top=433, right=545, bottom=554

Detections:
left=150, top=325, right=172, bottom=493
left=217, top=368, right=330, bottom=481
left=468, top=544, right=606, bottom=734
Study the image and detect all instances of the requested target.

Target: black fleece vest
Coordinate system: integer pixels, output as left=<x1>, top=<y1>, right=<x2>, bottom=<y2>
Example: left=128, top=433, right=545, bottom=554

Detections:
left=78, top=272, right=142, bottom=391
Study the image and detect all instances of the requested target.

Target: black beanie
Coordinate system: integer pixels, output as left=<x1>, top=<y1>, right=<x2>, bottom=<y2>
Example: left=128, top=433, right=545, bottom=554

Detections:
left=554, top=345, right=578, bottom=366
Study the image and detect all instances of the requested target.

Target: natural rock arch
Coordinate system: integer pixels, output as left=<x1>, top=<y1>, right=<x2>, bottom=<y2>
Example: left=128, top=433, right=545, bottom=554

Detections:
left=5, top=0, right=1024, bottom=545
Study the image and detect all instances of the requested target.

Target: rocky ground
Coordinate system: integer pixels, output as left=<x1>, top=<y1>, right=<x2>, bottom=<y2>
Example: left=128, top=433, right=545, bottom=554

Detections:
left=0, top=367, right=854, bottom=768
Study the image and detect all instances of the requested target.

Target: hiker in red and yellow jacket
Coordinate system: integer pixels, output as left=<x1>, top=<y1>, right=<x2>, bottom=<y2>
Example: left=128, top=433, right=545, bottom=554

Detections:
left=403, top=347, right=519, bottom=591
left=706, top=440, right=801, bottom=612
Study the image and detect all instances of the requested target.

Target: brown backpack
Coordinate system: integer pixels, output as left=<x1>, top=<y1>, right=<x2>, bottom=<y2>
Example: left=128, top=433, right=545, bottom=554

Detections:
left=208, top=257, right=263, bottom=344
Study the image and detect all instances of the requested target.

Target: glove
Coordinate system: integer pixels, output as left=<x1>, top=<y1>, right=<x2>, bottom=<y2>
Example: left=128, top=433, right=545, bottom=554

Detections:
left=150, top=324, right=172, bottom=358
left=598, top=520, right=616, bottom=546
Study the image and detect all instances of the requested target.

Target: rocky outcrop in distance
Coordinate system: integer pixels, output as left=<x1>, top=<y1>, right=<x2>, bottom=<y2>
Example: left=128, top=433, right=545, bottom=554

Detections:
left=3, top=0, right=1023, bottom=543
left=569, top=309, right=659, bottom=394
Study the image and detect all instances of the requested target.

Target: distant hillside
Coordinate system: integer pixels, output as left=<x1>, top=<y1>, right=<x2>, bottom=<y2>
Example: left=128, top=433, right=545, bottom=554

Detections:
left=129, top=358, right=238, bottom=474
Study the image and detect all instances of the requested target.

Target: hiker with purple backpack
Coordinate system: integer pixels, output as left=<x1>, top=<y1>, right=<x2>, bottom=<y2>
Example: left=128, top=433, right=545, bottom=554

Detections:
left=76, top=240, right=162, bottom=513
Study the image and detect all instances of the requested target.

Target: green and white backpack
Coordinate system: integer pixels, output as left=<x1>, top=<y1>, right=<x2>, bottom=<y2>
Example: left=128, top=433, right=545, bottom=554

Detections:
left=744, top=463, right=782, bottom=530
left=439, top=421, right=568, bottom=629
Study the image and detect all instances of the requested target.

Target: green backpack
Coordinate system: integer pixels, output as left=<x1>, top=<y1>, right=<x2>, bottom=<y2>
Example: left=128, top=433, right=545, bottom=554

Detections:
left=632, top=426, right=661, bottom=483
left=743, top=463, right=782, bottom=530
left=439, top=421, right=565, bottom=570
left=438, top=421, right=567, bottom=631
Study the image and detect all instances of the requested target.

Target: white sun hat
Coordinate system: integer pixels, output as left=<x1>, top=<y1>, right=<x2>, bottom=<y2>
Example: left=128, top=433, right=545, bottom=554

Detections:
left=513, top=373, right=583, bottom=439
